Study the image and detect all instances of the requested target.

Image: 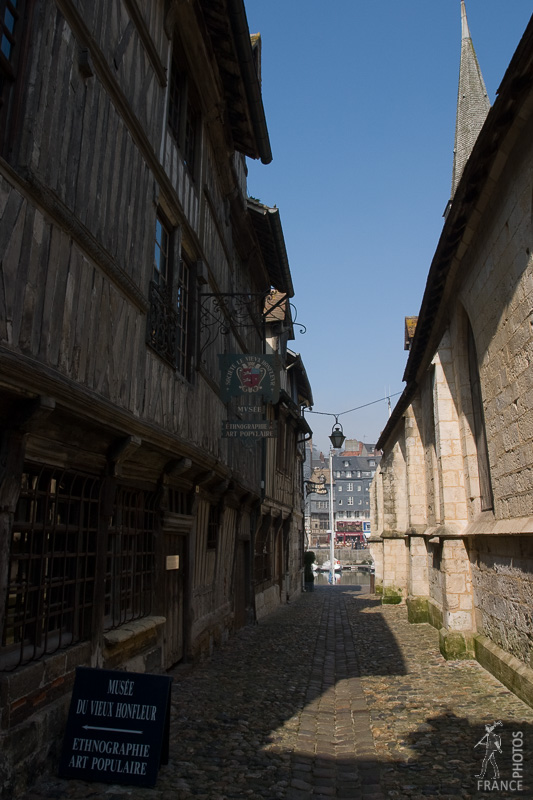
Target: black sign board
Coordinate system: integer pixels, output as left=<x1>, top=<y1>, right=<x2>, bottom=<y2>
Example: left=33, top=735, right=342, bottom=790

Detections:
left=59, top=667, right=172, bottom=788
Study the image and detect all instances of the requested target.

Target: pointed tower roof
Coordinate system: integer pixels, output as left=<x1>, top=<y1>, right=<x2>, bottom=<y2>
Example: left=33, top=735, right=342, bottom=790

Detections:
left=450, top=1, right=490, bottom=201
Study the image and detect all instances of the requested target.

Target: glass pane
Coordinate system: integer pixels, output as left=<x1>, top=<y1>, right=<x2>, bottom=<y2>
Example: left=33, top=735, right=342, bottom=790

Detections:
left=1, top=35, right=11, bottom=59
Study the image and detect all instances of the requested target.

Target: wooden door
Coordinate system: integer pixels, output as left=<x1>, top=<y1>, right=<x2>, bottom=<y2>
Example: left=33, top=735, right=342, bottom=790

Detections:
left=163, top=532, right=185, bottom=667
left=233, top=539, right=249, bottom=630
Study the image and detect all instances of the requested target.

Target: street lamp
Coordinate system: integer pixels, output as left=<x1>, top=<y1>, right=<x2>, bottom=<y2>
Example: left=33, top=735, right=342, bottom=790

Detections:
left=329, top=419, right=345, bottom=450
left=328, top=419, right=346, bottom=582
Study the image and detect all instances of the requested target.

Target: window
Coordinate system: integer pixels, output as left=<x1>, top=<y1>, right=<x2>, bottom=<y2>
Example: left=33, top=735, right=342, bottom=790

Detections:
left=1, top=0, right=18, bottom=62
left=345, top=471, right=352, bottom=478
left=207, top=505, right=219, bottom=550
left=147, top=214, right=193, bottom=377
left=168, top=41, right=199, bottom=178
left=104, top=488, right=156, bottom=630
left=2, top=465, right=100, bottom=670
left=467, top=322, right=493, bottom=510
left=0, top=0, right=29, bottom=152
left=153, top=215, right=170, bottom=289
left=357, top=485, right=362, bottom=492
left=348, top=497, right=354, bottom=506
left=347, top=483, right=353, bottom=491
left=254, top=518, right=272, bottom=584
left=175, top=254, right=191, bottom=376
left=337, top=485, right=342, bottom=492
left=168, top=51, right=183, bottom=141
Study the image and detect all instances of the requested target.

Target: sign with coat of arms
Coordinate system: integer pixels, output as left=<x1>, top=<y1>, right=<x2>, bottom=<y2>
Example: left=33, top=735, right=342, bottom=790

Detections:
left=218, top=354, right=280, bottom=403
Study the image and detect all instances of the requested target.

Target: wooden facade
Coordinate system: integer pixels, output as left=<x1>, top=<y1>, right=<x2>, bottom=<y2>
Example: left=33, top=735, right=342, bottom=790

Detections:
left=0, top=0, right=312, bottom=794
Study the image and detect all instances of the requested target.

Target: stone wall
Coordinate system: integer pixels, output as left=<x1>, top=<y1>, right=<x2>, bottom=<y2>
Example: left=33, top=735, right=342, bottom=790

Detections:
left=469, top=536, right=533, bottom=667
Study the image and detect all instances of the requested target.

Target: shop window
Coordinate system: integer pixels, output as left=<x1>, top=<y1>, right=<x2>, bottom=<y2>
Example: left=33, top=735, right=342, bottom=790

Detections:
left=104, top=487, right=156, bottom=630
left=1, top=465, right=100, bottom=670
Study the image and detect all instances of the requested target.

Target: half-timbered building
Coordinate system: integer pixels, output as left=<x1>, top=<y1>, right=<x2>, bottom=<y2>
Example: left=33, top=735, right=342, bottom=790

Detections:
left=0, top=0, right=311, bottom=793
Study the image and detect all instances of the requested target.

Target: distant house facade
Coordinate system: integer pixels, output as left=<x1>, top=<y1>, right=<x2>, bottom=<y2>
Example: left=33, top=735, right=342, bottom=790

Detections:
left=333, top=441, right=379, bottom=544
left=307, top=459, right=331, bottom=549
left=0, top=0, right=311, bottom=794
left=304, top=441, right=379, bottom=549
left=370, top=9, right=533, bottom=708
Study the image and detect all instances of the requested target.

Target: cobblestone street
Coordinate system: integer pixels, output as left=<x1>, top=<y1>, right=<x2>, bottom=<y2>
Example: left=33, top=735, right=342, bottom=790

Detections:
left=22, top=583, right=533, bottom=800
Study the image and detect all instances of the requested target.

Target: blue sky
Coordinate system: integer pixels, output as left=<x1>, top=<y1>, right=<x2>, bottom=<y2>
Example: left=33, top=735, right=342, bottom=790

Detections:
left=245, top=1, right=532, bottom=455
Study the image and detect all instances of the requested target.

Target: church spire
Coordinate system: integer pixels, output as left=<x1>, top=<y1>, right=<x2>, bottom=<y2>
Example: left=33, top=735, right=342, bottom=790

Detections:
left=449, top=1, right=490, bottom=202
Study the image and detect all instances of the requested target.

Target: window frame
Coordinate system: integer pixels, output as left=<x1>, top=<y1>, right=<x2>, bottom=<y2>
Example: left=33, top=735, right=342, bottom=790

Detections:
left=147, top=213, right=194, bottom=379
left=168, top=39, right=200, bottom=180
left=467, top=322, right=494, bottom=511
left=0, top=0, right=31, bottom=153
left=1, top=464, right=100, bottom=671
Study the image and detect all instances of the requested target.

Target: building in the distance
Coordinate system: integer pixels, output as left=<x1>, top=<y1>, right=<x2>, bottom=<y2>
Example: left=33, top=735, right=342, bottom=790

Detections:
left=304, top=440, right=379, bottom=549
left=332, top=440, right=379, bottom=546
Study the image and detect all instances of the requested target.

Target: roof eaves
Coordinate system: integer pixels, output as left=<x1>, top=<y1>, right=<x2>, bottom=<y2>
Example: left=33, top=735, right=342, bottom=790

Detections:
left=226, top=0, right=272, bottom=164
left=288, top=349, right=314, bottom=407
left=248, top=199, right=295, bottom=297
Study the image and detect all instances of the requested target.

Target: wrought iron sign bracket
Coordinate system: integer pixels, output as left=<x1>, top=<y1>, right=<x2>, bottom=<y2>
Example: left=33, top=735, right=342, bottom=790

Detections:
left=199, top=291, right=268, bottom=362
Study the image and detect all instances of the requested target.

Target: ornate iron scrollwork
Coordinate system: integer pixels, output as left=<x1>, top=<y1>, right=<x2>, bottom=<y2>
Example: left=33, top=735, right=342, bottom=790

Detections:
left=199, top=292, right=265, bottom=362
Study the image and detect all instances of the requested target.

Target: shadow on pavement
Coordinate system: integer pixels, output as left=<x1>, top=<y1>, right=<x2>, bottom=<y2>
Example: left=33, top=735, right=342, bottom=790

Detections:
left=19, top=584, right=533, bottom=799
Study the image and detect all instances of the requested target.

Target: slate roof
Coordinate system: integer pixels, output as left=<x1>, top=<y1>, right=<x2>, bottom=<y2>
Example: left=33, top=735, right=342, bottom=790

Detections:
left=450, top=1, right=490, bottom=200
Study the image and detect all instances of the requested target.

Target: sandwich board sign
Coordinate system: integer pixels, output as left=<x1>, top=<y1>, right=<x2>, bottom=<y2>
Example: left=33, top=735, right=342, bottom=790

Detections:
left=59, top=667, right=172, bottom=788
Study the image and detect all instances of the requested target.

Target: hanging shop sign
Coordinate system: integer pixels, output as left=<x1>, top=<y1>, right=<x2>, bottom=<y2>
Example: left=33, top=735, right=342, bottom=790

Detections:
left=305, top=481, right=328, bottom=496
left=218, top=354, right=280, bottom=403
left=59, top=667, right=172, bottom=788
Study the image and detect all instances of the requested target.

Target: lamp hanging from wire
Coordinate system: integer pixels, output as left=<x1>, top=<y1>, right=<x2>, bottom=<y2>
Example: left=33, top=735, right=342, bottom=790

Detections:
left=329, top=417, right=345, bottom=449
